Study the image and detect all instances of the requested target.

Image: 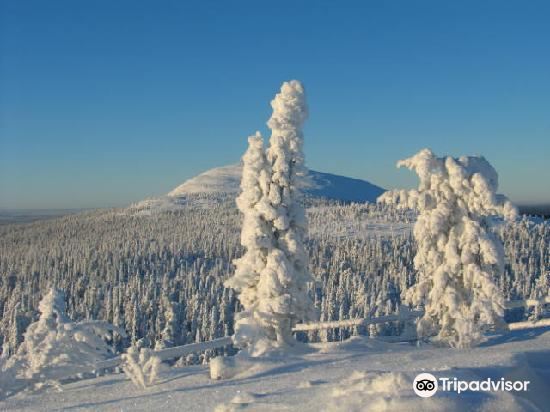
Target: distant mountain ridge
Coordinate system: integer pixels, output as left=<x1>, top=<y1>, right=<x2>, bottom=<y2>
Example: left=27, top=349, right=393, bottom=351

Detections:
left=168, top=164, right=385, bottom=203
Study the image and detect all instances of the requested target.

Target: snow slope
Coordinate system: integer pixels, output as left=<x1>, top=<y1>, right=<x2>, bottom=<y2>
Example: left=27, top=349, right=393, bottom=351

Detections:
left=167, top=164, right=385, bottom=203
left=3, top=328, right=549, bottom=411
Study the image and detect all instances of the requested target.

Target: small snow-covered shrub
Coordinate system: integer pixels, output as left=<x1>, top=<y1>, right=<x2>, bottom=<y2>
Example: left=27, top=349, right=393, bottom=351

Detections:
left=0, top=288, right=121, bottom=398
left=121, top=342, right=164, bottom=388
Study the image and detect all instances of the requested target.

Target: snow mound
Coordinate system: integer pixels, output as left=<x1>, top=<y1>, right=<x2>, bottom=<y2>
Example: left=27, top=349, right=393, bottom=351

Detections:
left=168, top=165, right=242, bottom=196
left=328, top=371, right=417, bottom=412
left=167, top=164, right=385, bottom=203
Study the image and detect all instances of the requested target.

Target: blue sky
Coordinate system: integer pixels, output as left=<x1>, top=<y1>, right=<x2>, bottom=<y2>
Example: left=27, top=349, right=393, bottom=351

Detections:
left=1, top=0, right=549, bottom=208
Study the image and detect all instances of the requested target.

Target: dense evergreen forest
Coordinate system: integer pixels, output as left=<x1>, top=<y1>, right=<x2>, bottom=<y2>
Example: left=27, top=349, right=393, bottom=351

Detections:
left=0, top=195, right=548, bottom=359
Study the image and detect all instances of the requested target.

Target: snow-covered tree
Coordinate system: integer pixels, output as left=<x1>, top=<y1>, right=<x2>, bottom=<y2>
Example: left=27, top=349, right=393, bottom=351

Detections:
left=225, top=81, right=316, bottom=354
left=156, top=298, right=181, bottom=349
left=1, top=288, right=121, bottom=396
left=379, top=148, right=517, bottom=348
left=259, top=80, right=317, bottom=344
left=1, top=302, right=28, bottom=359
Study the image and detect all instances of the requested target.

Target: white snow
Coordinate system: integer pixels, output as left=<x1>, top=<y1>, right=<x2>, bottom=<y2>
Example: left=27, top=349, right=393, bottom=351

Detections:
left=2, top=328, right=549, bottom=411
left=168, top=165, right=243, bottom=197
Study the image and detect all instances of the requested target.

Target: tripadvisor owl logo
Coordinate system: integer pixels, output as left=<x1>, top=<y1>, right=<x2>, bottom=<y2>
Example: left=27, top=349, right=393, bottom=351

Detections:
left=413, top=373, right=438, bottom=397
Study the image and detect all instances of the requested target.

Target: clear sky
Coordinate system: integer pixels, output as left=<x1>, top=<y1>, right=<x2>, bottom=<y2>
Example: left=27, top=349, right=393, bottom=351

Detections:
left=1, top=0, right=549, bottom=209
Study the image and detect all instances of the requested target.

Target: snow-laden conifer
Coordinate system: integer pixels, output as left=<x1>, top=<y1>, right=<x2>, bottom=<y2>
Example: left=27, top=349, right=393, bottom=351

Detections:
left=260, top=80, right=316, bottom=345
left=1, top=303, right=26, bottom=359
left=379, top=149, right=517, bottom=348
left=225, top=81, right=316, bottom=354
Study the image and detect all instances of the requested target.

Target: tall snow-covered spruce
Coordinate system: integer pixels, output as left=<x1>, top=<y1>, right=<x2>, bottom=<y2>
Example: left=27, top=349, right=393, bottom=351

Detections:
left=225, top=81, right=316, bottom=354
left=379, top=149, right=517, bottom=348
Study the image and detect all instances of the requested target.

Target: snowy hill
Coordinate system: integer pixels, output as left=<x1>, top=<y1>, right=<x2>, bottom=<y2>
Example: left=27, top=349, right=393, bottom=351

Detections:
left=167, top=164, right=385, bottom=203
left=2, top=329, right=549, bottom=411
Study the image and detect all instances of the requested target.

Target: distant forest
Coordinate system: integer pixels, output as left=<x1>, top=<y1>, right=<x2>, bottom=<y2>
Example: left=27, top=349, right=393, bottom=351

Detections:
left=518, top=204, right=550, bottom=219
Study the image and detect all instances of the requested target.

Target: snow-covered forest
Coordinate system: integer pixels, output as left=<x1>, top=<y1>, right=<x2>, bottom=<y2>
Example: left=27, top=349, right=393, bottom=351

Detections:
left=1, top=79, right=549, bottom=411
left=1, top=195, right=548, bottom=359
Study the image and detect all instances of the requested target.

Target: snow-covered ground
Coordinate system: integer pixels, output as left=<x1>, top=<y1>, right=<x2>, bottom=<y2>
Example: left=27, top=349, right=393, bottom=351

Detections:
left=3, top=327, right=549, bottom=411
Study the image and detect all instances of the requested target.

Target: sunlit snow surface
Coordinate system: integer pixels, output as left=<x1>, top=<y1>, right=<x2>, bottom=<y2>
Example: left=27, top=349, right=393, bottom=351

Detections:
left=167, top=164, right=385, bottom=203
left=3, top=328, right=549, bottom=411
